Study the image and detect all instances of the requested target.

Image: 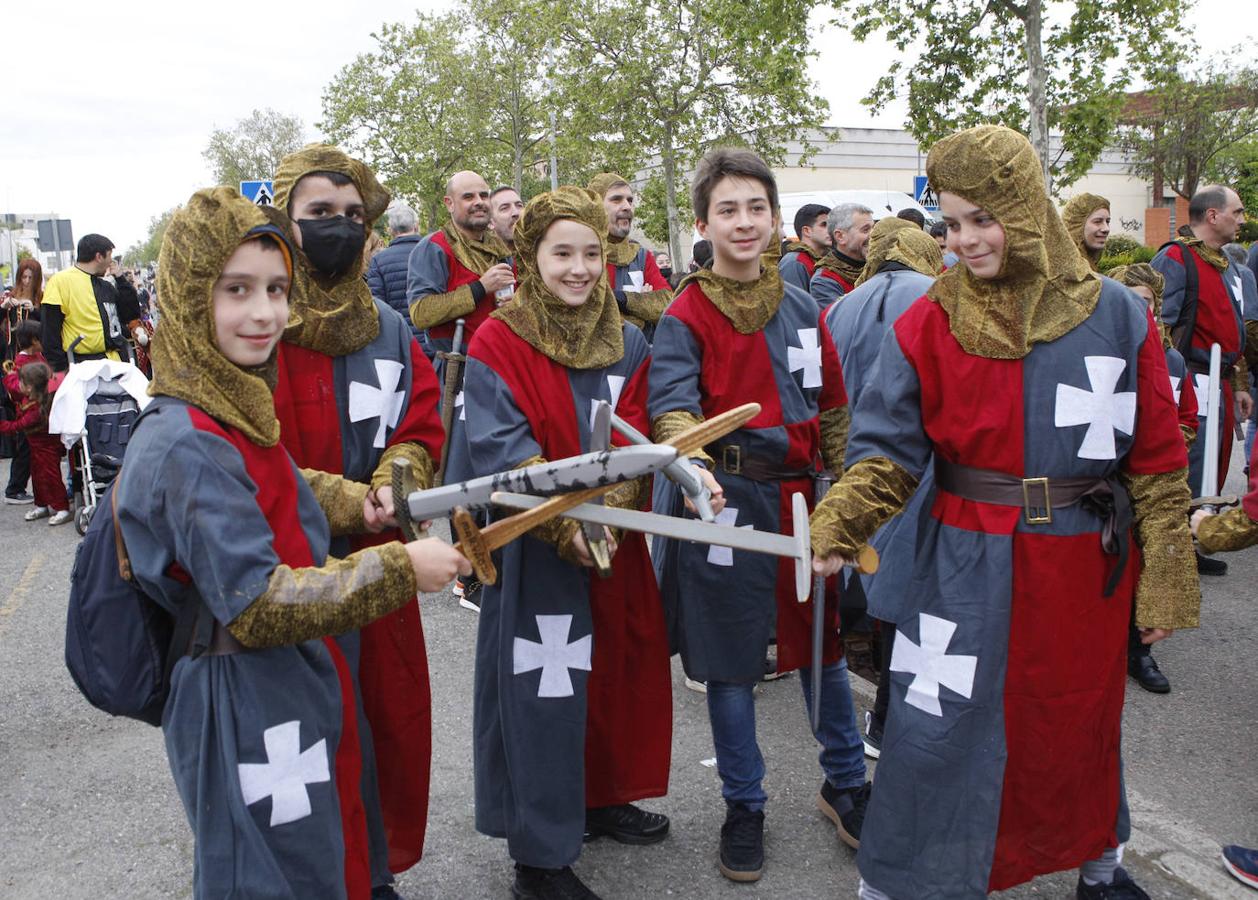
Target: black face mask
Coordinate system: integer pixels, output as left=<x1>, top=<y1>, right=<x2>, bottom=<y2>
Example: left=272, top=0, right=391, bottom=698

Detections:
left=297, top=216, right=366, bottom=278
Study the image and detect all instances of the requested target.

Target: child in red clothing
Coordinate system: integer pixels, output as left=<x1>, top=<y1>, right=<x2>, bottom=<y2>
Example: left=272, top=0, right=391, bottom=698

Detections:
left=0, top=361, right=70, bottom=525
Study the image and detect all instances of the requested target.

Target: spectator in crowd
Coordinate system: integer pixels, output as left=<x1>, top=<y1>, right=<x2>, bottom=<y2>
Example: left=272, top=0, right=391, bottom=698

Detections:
left=4, top=258, right=42, bottom=360
left=895, top=207, right=926, bottom=229
left=40, top=234, right=140, bottom=371
left=489, top=186, right=525, bottom=256
left=367, top=204, right=426, bottom=342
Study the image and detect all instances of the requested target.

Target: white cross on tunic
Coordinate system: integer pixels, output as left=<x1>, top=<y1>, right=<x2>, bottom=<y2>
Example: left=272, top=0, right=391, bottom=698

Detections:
left=513, top=614, right=592, bottom=698
left=1054, top=355, right=1137, bottom=460
left=1194, top=373, right=1212, bottom=420
left=1169, top=374, right=1182, bottom=406
left=237, top=720, right=330, bottom=827
left=589, top=375, right=626, bottom=431
left=891, top=613, right=978, bottom=717
left=707, top=506, right=753, bottom=567
left=788, top=328, right=823, bottom=389
left=349, top=359, right=406, bottom=448
left=625, top=269, right=646, bottom=293
left=455, top=389, right=466, bottom=422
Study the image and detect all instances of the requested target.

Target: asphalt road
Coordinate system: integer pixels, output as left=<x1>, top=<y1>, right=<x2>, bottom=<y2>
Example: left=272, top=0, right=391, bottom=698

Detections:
left=0, top=450, right=1253, bottom=900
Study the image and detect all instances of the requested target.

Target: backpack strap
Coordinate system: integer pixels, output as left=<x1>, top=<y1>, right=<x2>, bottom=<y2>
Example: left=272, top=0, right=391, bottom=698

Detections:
left=1160, top=239, right=1200, bottom=360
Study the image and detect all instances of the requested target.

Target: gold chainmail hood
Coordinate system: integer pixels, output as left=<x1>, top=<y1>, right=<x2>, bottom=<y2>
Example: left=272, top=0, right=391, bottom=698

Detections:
left=1109, top=263, right=1172, bottom=349
left=854, top=216, right=944, bottom=288
left=587, top=172, right=639, bottom=267
left=492, top=186, right=624, bottom=369
left=152, top=187, right=296, bottom=447
left=442, top=218, right=511, bottom=274
left=816, top=248, right=866, bottom=288
left=680, top=258, right=786, bottom=335
left=784, top=239, right=825, bottom=264
left=1177, top=236, right=1230, bottom=273
left=926, top=125, right=1101, bottom=360
left=272, top=143, right=390, bottom=356
left=1061, top=192, right=1110, bottom=271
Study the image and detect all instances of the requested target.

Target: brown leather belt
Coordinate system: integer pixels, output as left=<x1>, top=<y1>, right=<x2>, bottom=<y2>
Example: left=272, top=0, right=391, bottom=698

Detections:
left=708, top=442, right=815, bottom=481
left=933, top=457, right=1132, bottom=595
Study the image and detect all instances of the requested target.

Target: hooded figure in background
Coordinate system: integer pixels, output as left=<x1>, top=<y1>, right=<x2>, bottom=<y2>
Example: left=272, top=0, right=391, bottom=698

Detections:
left=271, top=144, right=447, bottom=893
left=459, top=186, right=672, bottom=898
left=121, top=186, right=432, bottom=899
left=811, top=125, right=1198, bottom=900
left=1061, top=192, right=1111, bottom=272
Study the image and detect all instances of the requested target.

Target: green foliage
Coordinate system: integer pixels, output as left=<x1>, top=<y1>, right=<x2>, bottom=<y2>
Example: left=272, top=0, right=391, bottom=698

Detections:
left=832, top=0, right=1187, bottom=193
left=635, top=174, right=691, bottom=247
left=1102, top=234, right=1144, bottom=256
left=1120, top=55, right=1258, bottom=199
left=548, top=0, right=828, bottom=263
left=16, top=248, right=32, bottom=263
left=1098, top=246, right=1156, bottom=271
left=123, top=208, right=179, bottom=266
left=1208, top=137, right=1258, bottom=222
left=203, top=108, right=306, bottom=187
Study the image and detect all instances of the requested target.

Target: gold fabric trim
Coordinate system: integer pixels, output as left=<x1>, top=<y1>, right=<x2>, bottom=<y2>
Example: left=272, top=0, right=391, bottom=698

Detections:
left=819, top=405, right=850, bottom=476
left=299, top=469, right=369, bottom=536
left=809, top=455, right=918, bottom=559
left=651, top=410, right=714, bottom=468
left=854, top=218, right=944, bottom=287
left=371, top=443, right=434, bottom=494
left=678, top=264, right=784, bottom=335
left=1197, top=506, right=1258, bottom=553
left=1121, top=468, right=1200, bottom=630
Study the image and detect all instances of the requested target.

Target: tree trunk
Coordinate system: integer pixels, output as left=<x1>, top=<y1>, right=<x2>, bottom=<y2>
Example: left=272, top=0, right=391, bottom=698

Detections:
left=513, top=128, right=525, bottom=195
left=1024, top=0, right=1052, bottom=191
left=662, top=127, right=682, bottom=268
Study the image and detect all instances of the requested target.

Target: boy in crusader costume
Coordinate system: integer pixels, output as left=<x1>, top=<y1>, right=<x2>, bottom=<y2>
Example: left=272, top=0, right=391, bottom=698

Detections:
left=649, top=148, right=868, bottom=884
left=270, top=144, right=446, bottom=898
left=460, top=187, right=672, bottom=900
left=116, top=187, right=469, bottom=899
left=810, top=126, right=1199, bottom=900
left=1109, top=263, right=1198, bottom=696
left=1061, top=193, right=1111, bottom=272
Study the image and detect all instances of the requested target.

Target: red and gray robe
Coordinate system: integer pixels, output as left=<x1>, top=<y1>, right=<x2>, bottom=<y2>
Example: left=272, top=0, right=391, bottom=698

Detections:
left=848, top=280, right=1187, bottom=897
left=649, top=281, right=848, bottom=682
left=274, top=300, right=444, bottom=878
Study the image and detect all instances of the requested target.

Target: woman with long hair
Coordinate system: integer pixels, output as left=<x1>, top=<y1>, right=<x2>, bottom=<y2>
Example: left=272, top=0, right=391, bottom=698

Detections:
left=4, top=258, right=43, bottom=359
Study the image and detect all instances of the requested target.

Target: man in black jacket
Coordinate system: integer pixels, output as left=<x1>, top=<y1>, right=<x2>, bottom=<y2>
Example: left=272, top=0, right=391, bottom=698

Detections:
left=366, top=204, right=425, bottom=347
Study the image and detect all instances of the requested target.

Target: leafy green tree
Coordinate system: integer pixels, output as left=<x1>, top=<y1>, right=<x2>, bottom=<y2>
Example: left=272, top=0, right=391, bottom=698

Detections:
left=203, top=109, right=306, bottom=188
left=548, top=0, right=828, bottom=265
left=123, top=208, right=178, bottom=265
left=1122, top=60, right=1258, bottom=200
left=831, top=0, right=1186, bottom=193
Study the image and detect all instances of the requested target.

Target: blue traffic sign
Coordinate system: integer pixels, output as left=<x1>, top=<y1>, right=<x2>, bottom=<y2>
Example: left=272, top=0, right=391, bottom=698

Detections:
left=913, top=175, right=938, bottom=212
left=239, top=180, right=275, bottom=206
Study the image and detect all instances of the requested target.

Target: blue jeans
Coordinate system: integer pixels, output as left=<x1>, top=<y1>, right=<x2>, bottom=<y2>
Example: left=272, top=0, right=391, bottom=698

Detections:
left=705, top=658, right=866, bottom=811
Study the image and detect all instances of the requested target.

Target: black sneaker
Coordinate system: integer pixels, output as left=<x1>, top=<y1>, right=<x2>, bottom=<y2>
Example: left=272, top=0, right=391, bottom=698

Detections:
left=762, top=643, right=790, bottom=681
left=454, top=576, right=482, bottom=611
left=4, top=491, right=32, bottom=505
left=371, top=886, right=405, bottom=900
left=863, top=710, right=883, bottom=760
left=1197, top=551, right=1228, bottom=576
left=584, top=803, right=669, bottom=845
left=1128, top=653, right=1170, bottom=694
left=1075, top=866, right=1151, bottom=899
left=512, top=864, right=601, bottom=900
left=817, top=780, right=870, bottom=849
left=718, top=803, right=765, bottom=883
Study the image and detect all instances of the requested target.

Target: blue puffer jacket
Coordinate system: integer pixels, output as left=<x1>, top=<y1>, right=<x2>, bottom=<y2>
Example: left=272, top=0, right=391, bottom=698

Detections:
left=366, top=233, right=423, bottom=340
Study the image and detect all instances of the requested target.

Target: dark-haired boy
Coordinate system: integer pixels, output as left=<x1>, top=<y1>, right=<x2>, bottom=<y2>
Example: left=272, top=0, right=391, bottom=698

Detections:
left=780, top=202, right=831, bottom=292
left=271, top=145, right=446, bottom=900
left=650, top=148, right=869, bottom=884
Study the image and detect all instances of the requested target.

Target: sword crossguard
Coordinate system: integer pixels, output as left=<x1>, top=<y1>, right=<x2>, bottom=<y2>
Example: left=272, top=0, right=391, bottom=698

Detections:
left=392, top=458, right=422, bottom=542
left=1189, top=494, right=1238, bottom=510
left=452, top=506, right=498, bottom=586
left=586, top=533, right=613, bottom=578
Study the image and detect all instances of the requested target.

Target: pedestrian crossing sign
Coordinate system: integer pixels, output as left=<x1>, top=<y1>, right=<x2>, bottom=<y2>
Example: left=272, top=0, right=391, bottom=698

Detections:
left=913, top=176, right=938, bottom=212
left=240, top=181, right=275, bottom=206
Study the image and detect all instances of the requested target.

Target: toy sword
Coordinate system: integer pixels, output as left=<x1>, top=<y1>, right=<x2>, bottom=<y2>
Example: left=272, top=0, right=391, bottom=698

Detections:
left=1200, top=342, right=1222, bottom=504
left=583, top=402, right=615, bottom=578
left=609, top=410, right=716, bottom=522
left=434, top=318, right=466, bottom=487
left=810, top=471, right=834, bottom=732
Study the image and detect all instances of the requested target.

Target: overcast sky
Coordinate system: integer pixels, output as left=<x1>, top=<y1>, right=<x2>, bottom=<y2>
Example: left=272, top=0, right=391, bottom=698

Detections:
left=4, top=0, right=1252, bottom=251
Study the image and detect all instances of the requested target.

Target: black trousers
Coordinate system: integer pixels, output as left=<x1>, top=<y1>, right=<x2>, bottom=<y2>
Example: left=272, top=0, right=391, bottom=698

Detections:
left=5, top=433, right=30, bottom=496
left=872, top=621, right=896, bottom=731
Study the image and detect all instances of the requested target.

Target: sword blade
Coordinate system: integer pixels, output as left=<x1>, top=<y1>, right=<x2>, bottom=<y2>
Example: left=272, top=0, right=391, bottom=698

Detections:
left=409, top=445, right=677, bottom=521
left=490, top=491, right=799, bottom=558
left=1201, top=342, right=1222, bottom=498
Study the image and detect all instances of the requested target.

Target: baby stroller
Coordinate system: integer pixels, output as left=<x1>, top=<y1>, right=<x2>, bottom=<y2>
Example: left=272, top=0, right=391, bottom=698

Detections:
left=50, top=337, right=150, bottom=535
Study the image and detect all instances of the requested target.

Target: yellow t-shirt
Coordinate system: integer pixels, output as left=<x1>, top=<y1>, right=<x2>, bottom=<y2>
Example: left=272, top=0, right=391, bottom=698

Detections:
left=41, top=267, right=122, bottom=360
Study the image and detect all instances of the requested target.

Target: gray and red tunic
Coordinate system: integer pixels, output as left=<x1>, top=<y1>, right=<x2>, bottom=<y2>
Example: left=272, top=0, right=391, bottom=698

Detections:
left=848, top=280, right=1187, bottom=897
left=649, top=280, right=848, bottom=682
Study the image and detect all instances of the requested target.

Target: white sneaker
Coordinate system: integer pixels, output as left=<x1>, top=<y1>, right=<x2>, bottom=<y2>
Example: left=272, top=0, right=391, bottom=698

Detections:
left=24, top=506, right=50, bottom=521
left=48, top=509, right=73, bottom=526
left=684, top=677, right=708, bottom=694
left=863, top=710, right=882, bottom=760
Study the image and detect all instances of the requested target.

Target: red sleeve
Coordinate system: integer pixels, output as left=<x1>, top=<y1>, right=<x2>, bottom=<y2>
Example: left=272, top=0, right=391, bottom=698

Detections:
left=3, top=371, right=20, bottom=405
left=385, top=337, right=445, bottom=463
left=643, top=253, right=672, bottom=293
left=0, top=403, right=40, bottom=434
left=817, top=306, right=848, bottom=412
left=1125, top=310, right=1190, bottom=475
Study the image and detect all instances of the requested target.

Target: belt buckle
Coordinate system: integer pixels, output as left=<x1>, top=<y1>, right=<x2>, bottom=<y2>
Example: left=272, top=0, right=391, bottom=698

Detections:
left=1022, top=476, right=1052, bottom=525
left=723, top=445, right=742, bottom=475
